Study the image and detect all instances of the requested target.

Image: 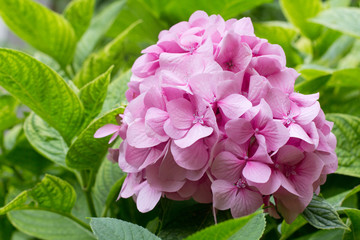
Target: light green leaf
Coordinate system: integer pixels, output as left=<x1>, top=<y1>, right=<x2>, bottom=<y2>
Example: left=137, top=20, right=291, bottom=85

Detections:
left=298, top=64, right=333, bottom=80
left=0, top=0, right=77, bottom=66
left=74, top=0, right=126, bottom=69
left=93, top=158, right=125, bottom=216
left=66, top=107, right=124, bottom=169
left=338, top=40, right=360, bottom=69
left=342, top=209, right=360, bottom=240
left=90, top=218, right=160, bottom=240
left=0, top=94, right=18, bottom=131
left=280, top=0, right=323, bottom=39
left=280, top=216, right=307, bottom=240
left=64, top=0, right=95, bottom=39
left=311, top=8, right=360, bottom=39
left=8, top=210, right=95, bottom=240
left=295, top=74, right=331, bottom=94
left=221, top=0, right=273, bottom=20
left=79, top=66, right=113, bottom=124
left=326, top=114, right=360, bottom=178
left=101, top=69, right=131, bottom=114
left=328, top=0, right=351, bottom=8
left=302, top=195, right=349, bottom=230
left=327, top=68, right=360, bottom=88
left=327, top=185, right=360, bottom=207
left=254, top=21, right=302, bottom=67
left=0, top=49, right=84, bottom=143
left=73, top=20, right=141, bottom=88
left=24, top=113, right=68, bottom=168
left=185, top=212, right=265, bottom=240
left=0, top=175, right=75, bottom=215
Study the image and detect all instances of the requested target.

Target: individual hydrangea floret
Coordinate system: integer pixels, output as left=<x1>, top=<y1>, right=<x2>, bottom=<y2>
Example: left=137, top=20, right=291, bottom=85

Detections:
left=95, top=11, right=337, bottom=223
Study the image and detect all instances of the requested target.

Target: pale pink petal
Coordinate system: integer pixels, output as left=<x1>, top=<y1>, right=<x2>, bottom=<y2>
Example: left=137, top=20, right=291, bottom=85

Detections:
left=248, top=169, right=282, bottom=195
left=167, top=98, right=194, bottom=129
left=127, top=119, right=162, bottom=148
left=290, top=92, right=319, bottom=107
left=295, top=102, right=320, bottom=125
left=252, top=99, right=273, bottom=128
left=247, top=75, right=270, bottom=105
left=145, top=108, right=169, bottom=139
left=276, top=145, right=304, bottom=165
left=211, top=180, right=237, bottom=210
left=163, top=119, right=187, bottom=139
left=230, top=17, right=255, bottom=36
left=230, top=188, right=263, bottom=218
left=218, top=94, right=252, bottom=119
left=171, top=141, right=209, bottom=170
left=264, top=88, right=290, bottom=119
left=146, top=162, right=185, bottom=192
left=94, top=124, right=120, bottom=138
left=212, top=151, right=245, bottom=182
left=174, top=124, right=213, bottom=148
left=242, top=161, right=271, bottom=183
left=137, top=182, right=162, bottom=213
left=260, top=120, right=289, bottom=151
left=267, top=68, right=298, bottom=93
left=289, top=123, right=313, bottom=144
left=225, top=118, right=254, bottom=144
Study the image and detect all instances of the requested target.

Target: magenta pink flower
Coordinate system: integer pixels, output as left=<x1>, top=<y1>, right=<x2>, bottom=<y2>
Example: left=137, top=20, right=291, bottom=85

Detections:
left=95, top=10, right=338, bottom=224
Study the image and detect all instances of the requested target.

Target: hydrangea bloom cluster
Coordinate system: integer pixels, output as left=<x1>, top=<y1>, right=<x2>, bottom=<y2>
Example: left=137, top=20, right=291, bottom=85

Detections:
left=95, top=11, right=337, bottom=223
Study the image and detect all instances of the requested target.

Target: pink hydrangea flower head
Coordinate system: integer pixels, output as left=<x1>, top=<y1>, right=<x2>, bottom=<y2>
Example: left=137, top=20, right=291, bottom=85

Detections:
left=95, top=10, right=338, bottom=224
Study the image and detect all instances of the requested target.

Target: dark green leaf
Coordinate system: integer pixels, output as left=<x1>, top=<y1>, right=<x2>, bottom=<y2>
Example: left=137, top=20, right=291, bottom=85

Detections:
left=66, top=107, right=124, bottom=169
left=0, top=49, right=84, bottom=143
left=64, top=0, right=95, bottom=39
left=302, top=195, right=349, bottom=230
left=0, top=0, right=77, bottom=66
left=79, top=66, right=113, bottom=124
left=90, top=217, right=160, bottom=240
left=342, top=209, right=360, bottom=240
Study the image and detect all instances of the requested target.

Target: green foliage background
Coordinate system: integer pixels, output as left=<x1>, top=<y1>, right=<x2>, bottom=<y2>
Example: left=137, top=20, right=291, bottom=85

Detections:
left=0, top=0, right=360, bottom=239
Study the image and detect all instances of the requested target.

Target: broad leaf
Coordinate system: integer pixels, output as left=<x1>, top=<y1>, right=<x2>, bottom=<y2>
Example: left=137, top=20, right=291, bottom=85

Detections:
left=311, top=8, right=360, bottom=39
left=93, top=159, right=125, bottom=216
left=302, top=195, right=349, bottom=230
left=90, top=218, right=160, bottom=240
left=254, top=21, right=302, bottom=67
left=327, top=68, right=360, bottom=88
left=74, top=0, right=126, bottom=69
left=0, top=49, right=84, bottom=143
left=0, top=175, right=75, bottom=214
left=327, top=185, right=360, bottom=207
left=0, top=94, right=18, bottom=131
left=0, top=0, right=77, bottom=66
left=298, top=64, right=333, bottom=80
left=66, top=107, right=124, bottom=169
left=185, top=212, right=266, bottom=240
left=8, top=210, right=95, bottom=240
left=326, top=114, right=360, bottom=178
left=295, top=75, right=331, bottom=94
left=342, top=209, right=360, bottom=240
left=280, top=0, right=323, bottom=39
left=64, top=0, right=95, bottom=39
left=79, top=66, right=113, bottom=124
left=73, top=20, right=140, bottom=88
left=24, top=113, right=68, bottom=168
left=101, top=70, right=131, bottom=114
left=280, top=216, right=307, bottom=240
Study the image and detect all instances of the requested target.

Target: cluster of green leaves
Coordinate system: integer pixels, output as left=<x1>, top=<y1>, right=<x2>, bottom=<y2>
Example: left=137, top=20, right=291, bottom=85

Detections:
left=0, top=0, right=360, bottom=239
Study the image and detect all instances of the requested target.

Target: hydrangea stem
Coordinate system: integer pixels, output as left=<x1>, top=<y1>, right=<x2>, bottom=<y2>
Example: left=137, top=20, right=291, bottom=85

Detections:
left=81, top=170, right=97, bottom=217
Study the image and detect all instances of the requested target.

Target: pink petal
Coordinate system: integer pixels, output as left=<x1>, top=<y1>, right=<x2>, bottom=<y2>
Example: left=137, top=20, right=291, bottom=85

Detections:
left=267, top=68, right=298, bottom=93
left=260, top=120, right=289, bottom=151
left=166, top=98, right=194, bottom=129
left=94, top=124, right=120, bottom=138
left=252, top=56, right=283, bottom=77
left=247, top=75, right=270, bottom=105
left=136, top=182, right=162, bottom=213
left=174, top=123, right=213, bottom=148
left=225, top=118, right=254, bottom=144
left=211, top=180, right=237, bottom=210
left=230, top=17, right=255, bottom=36
left=218, top=94, right=252, bottom=119
left=248, top=169, right=282, bottom=195
left=242, top=161, right=271, bottom=183
left=230, top=188, right=263, bottom=218
left=252, top=99, right=273, bottom=128
left=295, top=102, right=320, bottom=125
left=171, top=140, right=209, bottom=170
left=127, top=119, right=162, bottom=148
left=276, top=145, right=304, bottom=165
left=264, top=88, right=290, bottom=119
left=289, top=123, right=313, bottom=144
left=145, top=107, right=169, bottom=139
left=163, top=119, right=187, bottom=139
left=211, top=151, right=245, bottom=182
left=146, top=162, right=185, bottom=192
left=290, top=92, right=319, bottom=107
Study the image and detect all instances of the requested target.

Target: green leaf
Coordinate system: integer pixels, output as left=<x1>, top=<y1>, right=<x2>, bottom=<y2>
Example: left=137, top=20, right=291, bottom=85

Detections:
left=101, top=69, right=131, bottom=114
left=64, top=0, right=95, bottom=39
left=280, top=0, right=323, bottom=39
left=253, top=21, right=302, bottom=67
left=326, top=114, right=360, bottom=178
left=298, top=64, right=333, bottom=80
left=220, top=0, right=273, bottom=20
left=0, top=49, right=84, bottom=143
left=8, top=210, right=95, bottom=240
left=90, top=218, right=160, bottom=240
left=24, top=113, right=68, bottom=168
left=0, top=0, right=77, bottom=66
left=342, top=209, right=360, bottom=240
left=327, top=185, right=360, bottom=207
left=73, top=20, right=141, bottom=88
left=327, top=68, right=360, bottom=88
left=74, top=0, right=126, bottom=69
left=0, top=175, right=75, bottom=215
left=295, top=74, right=331, bottom=94
left=302, top=195, right=349, bottom=230
left=185, top=212, right=265, bottom=240
left=338, top=40, right=360, bottom=69
left=93, top=159, right=125, bottom=216
left=0, top=94, right=18, bottom=131
left=280, top=216, right=307, bottom=240
left=79, top=66, right=113, bottom=124
left=328, top=0, right=352, bottom=8
left=66, top=107, right=124, bottom=169
left=311, top=8, right=360, bottom=39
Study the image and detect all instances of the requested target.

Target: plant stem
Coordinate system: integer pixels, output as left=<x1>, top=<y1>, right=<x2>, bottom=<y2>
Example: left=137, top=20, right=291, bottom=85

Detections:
left=81, top=170, right=97, bottom=217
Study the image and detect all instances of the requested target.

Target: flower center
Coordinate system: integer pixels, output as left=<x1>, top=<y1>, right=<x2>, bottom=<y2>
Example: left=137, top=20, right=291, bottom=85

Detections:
left=193, top=114, right=204, bottom=124
left=225, top=60, right=234, bottom=70
left=283, top=115, right=295, bottom=127
left=235, top=178, right=247, bottom=189
left=285, top=166, right=297, bottom=177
